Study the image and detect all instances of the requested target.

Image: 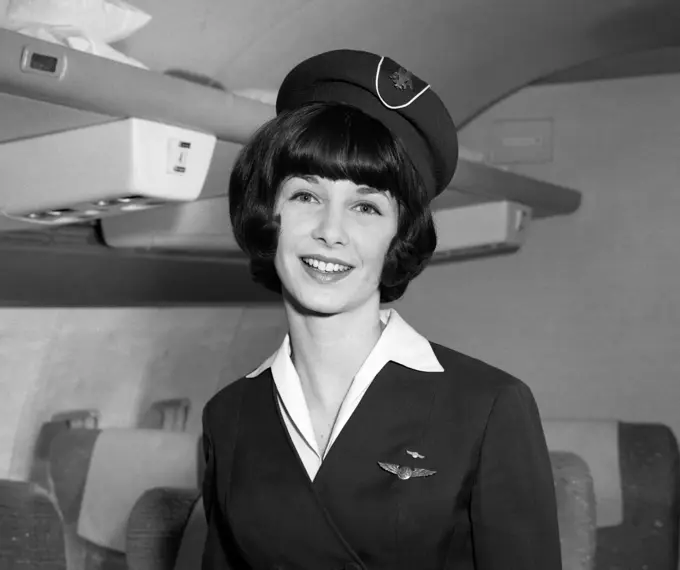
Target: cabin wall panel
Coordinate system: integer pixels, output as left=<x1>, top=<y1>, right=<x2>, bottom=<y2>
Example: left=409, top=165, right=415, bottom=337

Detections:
left=0, top=305, right=285, bottom=480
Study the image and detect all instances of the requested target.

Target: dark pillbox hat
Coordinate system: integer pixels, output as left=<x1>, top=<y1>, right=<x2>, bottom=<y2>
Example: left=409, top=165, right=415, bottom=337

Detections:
left=276, top=49, right=458, bottom=201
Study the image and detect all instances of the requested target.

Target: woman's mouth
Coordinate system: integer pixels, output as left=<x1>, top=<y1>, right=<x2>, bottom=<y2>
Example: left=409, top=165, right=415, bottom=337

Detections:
left=301, top=257, right=352, bottom=273
left=300, top=257, right=353, bottom=282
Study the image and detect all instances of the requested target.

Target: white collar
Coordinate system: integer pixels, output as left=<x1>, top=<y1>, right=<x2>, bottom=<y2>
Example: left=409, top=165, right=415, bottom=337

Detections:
left=246, top=308, right=443, bottom=379
left=246, top=308, right=442, bottom=460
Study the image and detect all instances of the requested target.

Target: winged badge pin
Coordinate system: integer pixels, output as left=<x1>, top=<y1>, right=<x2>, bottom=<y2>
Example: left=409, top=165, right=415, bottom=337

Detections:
left=406, top=449, right=425, bottom=459
left=378, top=461, right=436, bottom=480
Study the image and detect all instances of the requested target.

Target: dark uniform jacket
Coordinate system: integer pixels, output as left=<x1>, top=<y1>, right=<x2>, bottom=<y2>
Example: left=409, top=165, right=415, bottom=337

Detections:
left=201, top=342, right=562, bottom=570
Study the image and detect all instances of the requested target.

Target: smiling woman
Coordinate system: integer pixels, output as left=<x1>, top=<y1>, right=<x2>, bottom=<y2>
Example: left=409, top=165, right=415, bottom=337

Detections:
left=201, top=49, right=562, bottom=570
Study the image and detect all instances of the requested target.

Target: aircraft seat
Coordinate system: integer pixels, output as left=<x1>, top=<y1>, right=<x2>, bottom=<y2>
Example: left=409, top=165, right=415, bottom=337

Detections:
left=48, top=428, right=200, bottom=570
left=0, top=479, right=67, bottom=569
left=543, top=420, right=680, bottom=570
left=126, top=487, right=202, bottom=570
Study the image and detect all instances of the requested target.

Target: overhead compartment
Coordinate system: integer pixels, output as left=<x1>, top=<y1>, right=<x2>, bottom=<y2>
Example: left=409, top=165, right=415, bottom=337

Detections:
left=0, top=117, right=216, bottom=226
left=0, top=28, right=274, bottom=232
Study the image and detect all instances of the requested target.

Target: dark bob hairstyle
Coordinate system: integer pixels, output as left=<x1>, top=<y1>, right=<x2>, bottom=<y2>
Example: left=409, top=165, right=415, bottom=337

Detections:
left=228, top=101, right=437, bottom=303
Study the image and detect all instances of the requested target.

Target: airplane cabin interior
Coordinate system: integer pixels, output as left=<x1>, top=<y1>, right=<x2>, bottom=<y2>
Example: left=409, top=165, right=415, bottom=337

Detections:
left=1, top=0, right=680, bottom=569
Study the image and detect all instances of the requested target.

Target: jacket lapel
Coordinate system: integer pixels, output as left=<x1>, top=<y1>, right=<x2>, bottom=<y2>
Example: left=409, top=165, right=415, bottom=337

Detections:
left=229, top=363, right=439, bottom=569
left=228, top=372, right=366, bottom=569
left=312, top=362, right=439, bottom=564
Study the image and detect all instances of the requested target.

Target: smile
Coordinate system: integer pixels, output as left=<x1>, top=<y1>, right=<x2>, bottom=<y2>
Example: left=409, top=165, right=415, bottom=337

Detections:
left=300, top=257, right=354, bottom=284
left=301, top=257, right=353, bottom=273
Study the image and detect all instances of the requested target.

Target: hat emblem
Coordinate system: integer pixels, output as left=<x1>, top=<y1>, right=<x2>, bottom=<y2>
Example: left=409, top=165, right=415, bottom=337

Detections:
left=390, top=67, right=414, bottom=91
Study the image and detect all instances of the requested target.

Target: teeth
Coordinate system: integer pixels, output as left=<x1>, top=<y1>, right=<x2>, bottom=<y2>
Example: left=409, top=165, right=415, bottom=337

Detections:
left=302, top=258, right=351, bottom=273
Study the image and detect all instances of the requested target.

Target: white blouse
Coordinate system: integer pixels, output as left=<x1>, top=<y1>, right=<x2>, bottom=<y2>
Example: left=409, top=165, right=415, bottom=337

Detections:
left=246, top=309, right=443, bottom=480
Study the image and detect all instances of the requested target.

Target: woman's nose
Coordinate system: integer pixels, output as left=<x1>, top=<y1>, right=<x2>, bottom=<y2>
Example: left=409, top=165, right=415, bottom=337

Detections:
left=312, top=205, right=349, bottom=246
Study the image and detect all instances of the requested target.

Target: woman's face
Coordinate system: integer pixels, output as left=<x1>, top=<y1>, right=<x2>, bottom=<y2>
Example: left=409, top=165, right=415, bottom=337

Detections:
left=274, top=176, right=399, bottom=315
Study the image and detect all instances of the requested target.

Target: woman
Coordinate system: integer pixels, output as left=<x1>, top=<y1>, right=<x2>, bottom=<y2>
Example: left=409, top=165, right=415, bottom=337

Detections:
left=202, top=50, right=562, bottom=570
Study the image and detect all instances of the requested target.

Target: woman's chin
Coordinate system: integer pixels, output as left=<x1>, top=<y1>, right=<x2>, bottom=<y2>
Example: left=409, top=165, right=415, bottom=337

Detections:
left=280, top=274, right=381, bottom=317
left=285, top=292, right=347, bottom=317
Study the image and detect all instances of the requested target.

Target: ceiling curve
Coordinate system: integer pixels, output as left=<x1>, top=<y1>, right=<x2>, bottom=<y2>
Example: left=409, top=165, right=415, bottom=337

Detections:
left=118, top=0, right=680, bottom=124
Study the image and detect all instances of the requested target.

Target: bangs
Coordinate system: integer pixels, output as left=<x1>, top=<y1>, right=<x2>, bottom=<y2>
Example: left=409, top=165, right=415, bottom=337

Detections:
left=269, top=103, right=412, bottom=198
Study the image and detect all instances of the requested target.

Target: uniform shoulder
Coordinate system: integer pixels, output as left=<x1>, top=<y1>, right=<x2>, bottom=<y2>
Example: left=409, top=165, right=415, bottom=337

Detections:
left=430, top=341, right=529, bottom=397
left=202, top=375, right=252, bottom=425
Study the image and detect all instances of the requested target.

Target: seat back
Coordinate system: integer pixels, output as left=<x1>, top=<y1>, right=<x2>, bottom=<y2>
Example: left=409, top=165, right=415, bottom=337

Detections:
left=597, top=422, right=679, bottom=570
left=49, top=428, right=109, bottom=570
left=126, top=488, right=201, bottom=570
left=49, top=428, right=199, bottom=570
left=543, top=419, right=680, bottom=570
left=0, top=479, right=67, bottom=569
left=550, top=451, right=596, bottom=570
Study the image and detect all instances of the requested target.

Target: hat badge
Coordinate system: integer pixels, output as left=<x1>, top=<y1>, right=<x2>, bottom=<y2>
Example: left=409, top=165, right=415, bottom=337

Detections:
left=390, top=67, right=414, bottom=91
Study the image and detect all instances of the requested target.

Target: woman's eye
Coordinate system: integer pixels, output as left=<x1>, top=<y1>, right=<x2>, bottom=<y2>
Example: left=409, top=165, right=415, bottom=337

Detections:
left=355, top=202, right=381, bottom=215
left=291, top=191, right=317, bottom=203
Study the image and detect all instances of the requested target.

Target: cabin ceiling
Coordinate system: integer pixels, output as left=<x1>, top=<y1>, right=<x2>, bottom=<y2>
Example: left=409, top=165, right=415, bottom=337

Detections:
left=117, top=0, right=680, bottom=126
